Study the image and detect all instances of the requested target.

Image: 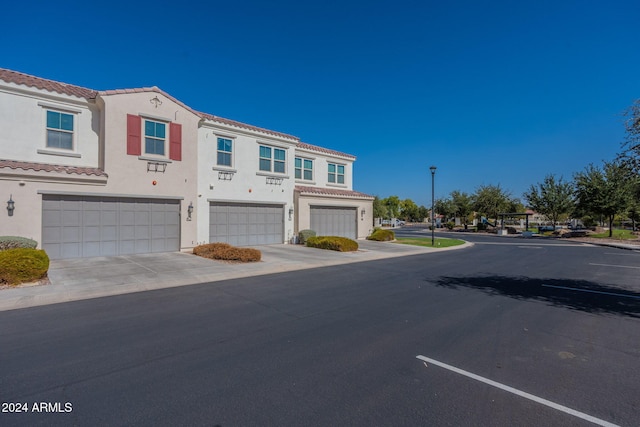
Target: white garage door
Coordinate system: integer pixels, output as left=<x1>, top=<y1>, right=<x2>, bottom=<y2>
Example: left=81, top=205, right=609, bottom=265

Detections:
left=209, top=202, right=284, bottom=246
left=310, top=206, right=357, bottom=239
left=42, top=195, right=180, bottom=259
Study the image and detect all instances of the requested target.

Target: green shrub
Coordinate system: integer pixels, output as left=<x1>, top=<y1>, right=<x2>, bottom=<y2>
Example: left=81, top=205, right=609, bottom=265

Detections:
left=306, top=236, right=359, bottom=252
left=193, top=242, right=261, bottom=262
left=298, top=229, right=316, bottom=244
left=445, top=222, right=455, bottom=230
left=0, top=236, right=38, bottom=251
left=367, top=228, right=395, bottom=241
left=0, top=248, right=49, bottom=286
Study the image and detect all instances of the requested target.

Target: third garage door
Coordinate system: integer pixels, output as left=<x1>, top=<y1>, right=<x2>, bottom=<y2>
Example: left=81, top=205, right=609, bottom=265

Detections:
left=209, top=202, right=284, bottom=246
left=310, top=206, right=357, bottom=239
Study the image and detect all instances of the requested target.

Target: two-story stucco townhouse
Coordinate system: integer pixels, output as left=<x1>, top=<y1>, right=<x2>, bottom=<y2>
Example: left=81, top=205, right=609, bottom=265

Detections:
left=0, top=68, right=373, bottom=259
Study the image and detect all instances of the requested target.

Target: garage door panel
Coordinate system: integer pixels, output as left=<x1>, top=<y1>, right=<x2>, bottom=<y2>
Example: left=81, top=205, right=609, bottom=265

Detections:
left=83, top=210, right=101, bottom=226
left=209, top=202, right=283, bottom=245
left=311, top=206, right=356, bottom=239
left=42, top=195, right=180, bottom=259
left=84, top=226, right=100, bottom=241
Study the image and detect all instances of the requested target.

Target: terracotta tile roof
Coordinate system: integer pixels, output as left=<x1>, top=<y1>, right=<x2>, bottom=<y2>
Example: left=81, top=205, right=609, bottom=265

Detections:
left=0, top=68, right=355, bottom=159
left=0, top=68, right=97, bottom=99
left=296, top=142, right=355, bottom=160
left=199, top=112, right=299, bottom=141
left=0, top=159, right=108, bottom=177
left=295, top=185, right=374, bottom=199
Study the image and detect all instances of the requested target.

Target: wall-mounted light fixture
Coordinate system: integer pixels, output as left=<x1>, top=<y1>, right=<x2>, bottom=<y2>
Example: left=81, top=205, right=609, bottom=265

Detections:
left=187, top=202, right=194, bottom=221
left=7, top=195, right=15, bottom=217
left=361, top=208, right=365, bottom=220
left=288, top=207, right=294, bottom=221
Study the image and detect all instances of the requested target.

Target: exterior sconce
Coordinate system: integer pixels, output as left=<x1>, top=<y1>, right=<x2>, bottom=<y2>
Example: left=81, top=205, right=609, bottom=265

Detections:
left=361, top=208, right=365, bottom=220
left=288, top=207, right=294, bottom=221
left=7, top=195, right=15, bottom=217
left=187, top=202, right=193, bottom=221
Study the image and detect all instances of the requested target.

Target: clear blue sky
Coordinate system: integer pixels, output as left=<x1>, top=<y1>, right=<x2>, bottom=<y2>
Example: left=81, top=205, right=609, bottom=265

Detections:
left=3, top=0, right=640, bottom=207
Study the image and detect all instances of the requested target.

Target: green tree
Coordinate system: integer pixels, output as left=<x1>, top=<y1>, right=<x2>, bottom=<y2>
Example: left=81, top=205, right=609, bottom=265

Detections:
left=450, top=190, right=474, bottom=229
left=417, top=205, right=429, bottom=222
left=372, top=196, right=388, bottom=222
left=523, top=175, right=575, bottom=226
left=434, top=198, right=456, bottom=222
left=400, top=199, right=419, bottom=222
left=574, top=161, right=632, bottom=237
left=619, top=99, right=640, bottom=173
left=473, top=184, right=512, bottom=220
left=382, top=196, right=401, bottom=219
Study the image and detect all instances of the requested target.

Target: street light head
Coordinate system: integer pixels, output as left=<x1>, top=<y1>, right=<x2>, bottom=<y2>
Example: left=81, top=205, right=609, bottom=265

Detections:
left=430, top=165, right=437, bottom=174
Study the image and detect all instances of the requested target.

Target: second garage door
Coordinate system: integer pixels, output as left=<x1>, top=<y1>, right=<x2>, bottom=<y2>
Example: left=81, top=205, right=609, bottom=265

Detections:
left=42, top=195, right=180, bottom=259
left=310, top=206, right=357, bottom=239
left=209, top=202, right=284, bottom=246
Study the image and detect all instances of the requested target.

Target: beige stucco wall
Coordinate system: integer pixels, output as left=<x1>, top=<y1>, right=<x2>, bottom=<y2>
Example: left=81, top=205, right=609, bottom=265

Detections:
left=97, top=91, right=200, bottom=250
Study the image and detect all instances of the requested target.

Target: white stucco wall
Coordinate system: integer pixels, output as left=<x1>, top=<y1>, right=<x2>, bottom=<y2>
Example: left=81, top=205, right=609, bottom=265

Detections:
left=0, top=84, right=100, bottom=168
left=197, top=123, right=297, bottom=244
left=293, top=146, right=354, bottom=190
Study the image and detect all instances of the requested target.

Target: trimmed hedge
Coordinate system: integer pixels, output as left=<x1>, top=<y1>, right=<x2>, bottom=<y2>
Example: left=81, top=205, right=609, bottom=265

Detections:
left=193, top=243, right=261, bottom=262
left=298, top=229, right=316, bottom=244
left=0, top=248, right=49, bottom=286
left=306, top=236, right=359, bottom=252
left=0, top=236, right=38, bottom=251
left=367, top=228, right=395, bottom=241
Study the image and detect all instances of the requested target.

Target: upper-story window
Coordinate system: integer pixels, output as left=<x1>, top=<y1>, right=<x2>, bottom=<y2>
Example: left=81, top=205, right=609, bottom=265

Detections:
left=46, top=110, right=74, bottom=150
left=259, top=145, right=286, bottom=173
left=295, top=157, right=313, bottom=180
left=144, top=120, right=166, bottom=156
left=217, top=137, right=233, bottom=167
left=328, top=163, right=345, bottom=184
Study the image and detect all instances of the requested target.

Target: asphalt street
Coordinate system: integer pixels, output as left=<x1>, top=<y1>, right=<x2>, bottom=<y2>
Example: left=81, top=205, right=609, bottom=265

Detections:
left=1, top=231, right=639, bottom=426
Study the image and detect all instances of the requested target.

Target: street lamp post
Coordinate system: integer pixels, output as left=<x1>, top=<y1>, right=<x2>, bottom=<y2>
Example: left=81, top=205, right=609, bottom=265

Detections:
left=430, top=166, right=437, bottom=246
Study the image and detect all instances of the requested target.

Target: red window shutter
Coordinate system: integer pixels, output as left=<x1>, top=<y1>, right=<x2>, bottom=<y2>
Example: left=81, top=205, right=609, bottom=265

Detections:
left=169, top=122, right=182, bottom=161
left=126, top=114, right=142, bottom=155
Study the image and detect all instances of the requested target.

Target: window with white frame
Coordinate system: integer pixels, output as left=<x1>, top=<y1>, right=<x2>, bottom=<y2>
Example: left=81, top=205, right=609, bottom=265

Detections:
left=259, top=145, right=286, bottom=173
left=217, top=137, right=233, bottom=167
left=328, top=163, right=345, bottom=184
left=46, top=110, right=74, bottom=150
left=144, top=119, right=166, bottom=156
left=295, top=157, right=313, bottom=180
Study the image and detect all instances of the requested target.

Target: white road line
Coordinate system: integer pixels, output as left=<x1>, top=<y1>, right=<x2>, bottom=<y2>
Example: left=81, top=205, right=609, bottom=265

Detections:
left=473, top=242, right=592, bottom=247
left=541, top=284, right=640, bottom=300
left=604, top=252, right=640, bottom=257
left=589, top=262, right=640, bottom=270
left=416, top=355, right=619, bottom=427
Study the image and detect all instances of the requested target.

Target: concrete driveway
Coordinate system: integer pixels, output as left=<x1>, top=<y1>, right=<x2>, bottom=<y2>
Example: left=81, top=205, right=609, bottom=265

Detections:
left=0, top=240, right=472, bottom=311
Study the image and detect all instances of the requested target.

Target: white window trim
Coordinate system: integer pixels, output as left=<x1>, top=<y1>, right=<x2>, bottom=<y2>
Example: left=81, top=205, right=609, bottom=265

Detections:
left=42, top=107, right=77, bottom=152
left=328, top=162, right=346, bottom=185
left=37, top=148, right=82, bottom=158
left=259, top=144, right=287, bottom=174
left=143, top=118, right=168, bottom=158
left=295, top=156, right=314, bottom=182
left=216, top=136, right=234, bottom=168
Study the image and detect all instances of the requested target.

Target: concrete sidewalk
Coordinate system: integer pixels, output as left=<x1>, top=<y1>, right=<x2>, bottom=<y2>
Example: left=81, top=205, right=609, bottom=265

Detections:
left=0, top=240, right=473, bottom=312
